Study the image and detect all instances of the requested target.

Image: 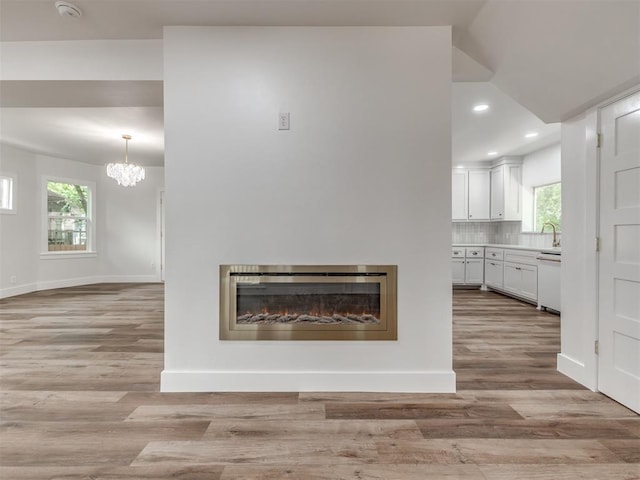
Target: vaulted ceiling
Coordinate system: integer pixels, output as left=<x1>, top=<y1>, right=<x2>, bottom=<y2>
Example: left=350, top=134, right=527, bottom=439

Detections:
left=0, top=0, right=638, bottom=166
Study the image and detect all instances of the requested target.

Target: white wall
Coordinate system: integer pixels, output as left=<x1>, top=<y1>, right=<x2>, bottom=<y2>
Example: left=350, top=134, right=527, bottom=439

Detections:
left=0, top=40, right=162, bottom=80
left=558, top=111, right=599, bottom=390
left=522, top=143, right=561, bottom=187
left=521, top=143, right=561, bottom=232
left=0, top=143, right=164, bottom=298
left=162, top=26, right=454, bottom=392
left=0, top=145, right=39, bottom=295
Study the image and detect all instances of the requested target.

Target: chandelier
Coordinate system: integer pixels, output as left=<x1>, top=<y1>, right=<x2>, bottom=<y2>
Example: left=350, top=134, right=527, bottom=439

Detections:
left=106, top=134, right=146, bottom=187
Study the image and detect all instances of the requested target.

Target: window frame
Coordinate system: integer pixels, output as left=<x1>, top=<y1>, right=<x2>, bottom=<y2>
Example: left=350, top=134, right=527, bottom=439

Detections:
left=533, top=181, right=562, bottom=233
left=41, top=176, right=96, bottom=258
left=0, top=173, right=17, bottom=214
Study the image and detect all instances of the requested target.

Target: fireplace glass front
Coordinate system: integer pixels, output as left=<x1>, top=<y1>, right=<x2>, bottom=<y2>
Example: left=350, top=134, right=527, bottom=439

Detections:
left=220, top=265, right=397, bottom=340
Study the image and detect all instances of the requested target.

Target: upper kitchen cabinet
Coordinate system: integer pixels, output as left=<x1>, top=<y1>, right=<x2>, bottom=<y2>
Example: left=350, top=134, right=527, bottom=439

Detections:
left=468, top=169, right=490, bottom=220
left=490, top=158, right=522, bottom=221
left=452, top=168, right=490, bottom=221
left=452, top=169, right=468, bottom=221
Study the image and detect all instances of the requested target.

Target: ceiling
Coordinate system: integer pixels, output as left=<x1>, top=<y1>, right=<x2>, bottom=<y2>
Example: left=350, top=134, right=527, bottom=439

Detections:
left=1, top=0, right=637, bottom=168
left=452, top=82, right=560, bottom=167
left=0, top=0, right=487, bottom=41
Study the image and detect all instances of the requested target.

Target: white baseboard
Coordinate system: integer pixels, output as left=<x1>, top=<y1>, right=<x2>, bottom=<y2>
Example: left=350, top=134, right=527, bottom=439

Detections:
left=100, top=275, right=160, bottom=283
left=0, top=275, right=161, bottom=299
left=0, top=283, right=39, bottom=299
left=557, top=353, right=597, bottom=391
left=160, top=370, right=457, bottom=393
left=36, top=276, right=103, bottom=292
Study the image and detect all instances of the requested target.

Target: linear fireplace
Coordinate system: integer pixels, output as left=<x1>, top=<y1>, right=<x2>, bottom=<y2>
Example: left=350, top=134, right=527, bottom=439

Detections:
left=220, top=265, right=397, bottom=340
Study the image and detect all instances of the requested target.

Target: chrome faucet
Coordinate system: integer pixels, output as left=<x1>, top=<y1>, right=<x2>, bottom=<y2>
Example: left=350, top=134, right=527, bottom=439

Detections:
left=541, top=222, right=560, bottom=247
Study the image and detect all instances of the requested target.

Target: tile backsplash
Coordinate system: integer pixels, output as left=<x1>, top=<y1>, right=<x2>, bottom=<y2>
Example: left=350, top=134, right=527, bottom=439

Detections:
left=452, top=221, right=560, bottom=249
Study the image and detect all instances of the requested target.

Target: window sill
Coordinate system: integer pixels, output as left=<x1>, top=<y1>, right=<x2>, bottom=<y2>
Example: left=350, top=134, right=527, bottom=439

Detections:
left=40, top=252, right=97, bottom=260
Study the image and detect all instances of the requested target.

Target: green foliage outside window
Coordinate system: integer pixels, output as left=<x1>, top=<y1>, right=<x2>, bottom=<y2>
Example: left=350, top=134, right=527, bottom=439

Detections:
left=47, top=182, right=88, bottom=215
left=47, top=181, right=89, bottom=251
left=534, top=182, right=561, bottom=231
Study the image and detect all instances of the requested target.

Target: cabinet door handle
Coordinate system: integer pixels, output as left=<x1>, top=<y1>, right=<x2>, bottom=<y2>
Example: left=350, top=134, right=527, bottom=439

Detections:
left=516, top=267, right=521, bottom=270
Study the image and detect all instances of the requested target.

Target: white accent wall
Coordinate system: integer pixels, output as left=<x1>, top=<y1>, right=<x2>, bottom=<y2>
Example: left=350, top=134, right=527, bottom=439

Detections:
left=0, top=143, right=164, bottom=298
left=162, top=26, right=454, bottom=392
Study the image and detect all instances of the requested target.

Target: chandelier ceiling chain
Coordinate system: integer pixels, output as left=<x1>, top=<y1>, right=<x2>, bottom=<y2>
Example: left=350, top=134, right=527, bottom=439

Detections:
left=106, top=134, right=146, bottom=187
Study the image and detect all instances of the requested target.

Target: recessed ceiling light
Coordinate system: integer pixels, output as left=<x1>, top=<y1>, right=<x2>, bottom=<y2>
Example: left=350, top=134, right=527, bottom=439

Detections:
left=473, top=104, right=489, bottom=113
left=487, top=151, right=498, bottom=156
left=55, top=1, right=82, bottom=18
left=525, top=132, right=539, bottom=138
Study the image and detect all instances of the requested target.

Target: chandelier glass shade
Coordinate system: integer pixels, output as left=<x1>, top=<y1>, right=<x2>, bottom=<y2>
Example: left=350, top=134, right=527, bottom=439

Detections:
left=106, top=134, right=146, bottom=187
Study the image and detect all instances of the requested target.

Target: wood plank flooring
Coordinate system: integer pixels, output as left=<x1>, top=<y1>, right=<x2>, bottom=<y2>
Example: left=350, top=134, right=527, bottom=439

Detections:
left=1, top=284, right=638, bottom=479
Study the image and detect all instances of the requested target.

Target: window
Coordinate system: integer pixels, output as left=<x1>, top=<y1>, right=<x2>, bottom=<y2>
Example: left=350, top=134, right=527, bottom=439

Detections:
left=534, top=182, right=561, bottom=231
left=0, top=174, right=16, bottom=213
left=46, top=180, right=93, bottom=252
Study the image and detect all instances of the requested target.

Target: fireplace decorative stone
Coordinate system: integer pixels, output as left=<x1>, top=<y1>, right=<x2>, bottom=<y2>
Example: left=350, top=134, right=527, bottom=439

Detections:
left=220, top=265, right=397, bottom=340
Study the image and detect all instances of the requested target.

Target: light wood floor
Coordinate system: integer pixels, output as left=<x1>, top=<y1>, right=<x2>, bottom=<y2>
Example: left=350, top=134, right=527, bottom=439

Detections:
left=1, top=284, right=638, bottom=479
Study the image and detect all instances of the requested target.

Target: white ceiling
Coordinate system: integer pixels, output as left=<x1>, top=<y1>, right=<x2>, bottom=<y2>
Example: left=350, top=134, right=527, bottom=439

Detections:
left=0, top=107, right=165, bottom=166
left=0, top=0, right=487, bottom=41
left=0, top=0, right=637, bottom=168
left=452, top=83, right=560, bottom=167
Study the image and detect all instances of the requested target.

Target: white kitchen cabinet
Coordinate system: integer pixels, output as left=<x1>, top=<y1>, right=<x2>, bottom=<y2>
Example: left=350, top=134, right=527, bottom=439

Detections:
left=503, top=261, right=538, bottom=301
left=485, top=259, right=504, bottom=289
left=465, top=259, right=484, bottom=284
left=452, top=170, right=468, bottom=221
left=490, top=160, right=522, bottom=221
left=452, top=258, right=466, bottom=283
left=483, top=247, right=540, bottom=303
left=490, top=166, right=504, bottom=220
left=468, top=170, right=490, bottom=220
left=452, top=247, right=485, bottom=285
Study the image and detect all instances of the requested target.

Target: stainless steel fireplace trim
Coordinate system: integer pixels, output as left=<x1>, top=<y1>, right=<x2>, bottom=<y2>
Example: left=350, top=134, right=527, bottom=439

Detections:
left=219, top=265, right=397, bottom=341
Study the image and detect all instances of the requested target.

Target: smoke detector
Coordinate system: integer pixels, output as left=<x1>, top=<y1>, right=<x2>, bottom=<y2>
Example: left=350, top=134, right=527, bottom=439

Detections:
left=55, top=1, right=82, bottom=18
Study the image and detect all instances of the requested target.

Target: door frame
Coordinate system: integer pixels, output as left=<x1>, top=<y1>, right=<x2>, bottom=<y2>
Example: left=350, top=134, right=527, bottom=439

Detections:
left=595, top=88, right=640, bottom=410
left=556, top=86, right=640, bottom=392
left=158, top=188, right=165, bottom=282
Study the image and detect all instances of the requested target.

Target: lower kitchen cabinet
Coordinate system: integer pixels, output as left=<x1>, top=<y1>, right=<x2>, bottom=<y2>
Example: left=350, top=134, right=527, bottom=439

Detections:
left=465, top=259, right=484, bottom=284
left=452, top=258, right=466, bottom=284
left=484, top=259, right=504, bottom=289
left=452, top=247, right=485, bottom=285
left=503, top=261, right=537, bottom=301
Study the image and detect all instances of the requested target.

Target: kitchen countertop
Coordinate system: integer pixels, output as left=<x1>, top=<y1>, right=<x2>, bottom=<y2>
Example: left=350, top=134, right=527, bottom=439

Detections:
left=453, top=243, right=561, bottom=254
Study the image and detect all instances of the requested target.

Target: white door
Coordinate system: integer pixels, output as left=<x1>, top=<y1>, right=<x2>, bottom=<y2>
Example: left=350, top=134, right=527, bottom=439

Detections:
left=598, top=91, right=640, bottom=413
